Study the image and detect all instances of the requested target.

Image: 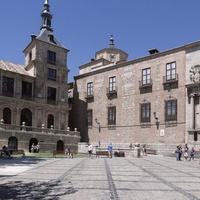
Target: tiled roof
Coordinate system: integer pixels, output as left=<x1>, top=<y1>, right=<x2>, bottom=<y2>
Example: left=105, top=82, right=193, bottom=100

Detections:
left=0, top=60, right=33, bottom=77
left=36, top=29, right=69, bottom=50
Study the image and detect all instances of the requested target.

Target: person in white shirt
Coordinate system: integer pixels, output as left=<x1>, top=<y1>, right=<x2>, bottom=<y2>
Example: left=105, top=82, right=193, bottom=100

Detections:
left=88, top=143, right=93, bottom=158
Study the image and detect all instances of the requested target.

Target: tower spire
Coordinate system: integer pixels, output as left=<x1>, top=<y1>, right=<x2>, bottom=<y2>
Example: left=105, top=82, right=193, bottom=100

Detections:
left=40, top=0, right=53, bottom=32
left=109, top=35, right=114, bottom=46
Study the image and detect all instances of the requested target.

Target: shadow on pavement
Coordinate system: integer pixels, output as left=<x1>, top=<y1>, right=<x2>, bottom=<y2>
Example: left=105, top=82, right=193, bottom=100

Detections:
left=0, top=180, right=77, bottom=199
left=0, top=157, right=48, bottom=168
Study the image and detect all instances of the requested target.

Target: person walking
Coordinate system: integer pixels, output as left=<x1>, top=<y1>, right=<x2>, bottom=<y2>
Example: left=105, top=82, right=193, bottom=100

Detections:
left=88, top=143, right=93, bottom=158
left=178, top=144, right=182, bottom=161
left=107, top=143, right=113, bottom=158
left=175, top=145, right=179, bottom=161
left=183, top=144, right=189, bottom=160
left=189, top=147, right=195, bottom=161
left=142, top=144, right=147, bottom=156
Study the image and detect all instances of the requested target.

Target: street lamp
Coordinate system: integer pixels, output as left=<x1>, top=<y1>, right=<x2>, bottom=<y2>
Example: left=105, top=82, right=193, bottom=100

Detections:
left=95, top=118, right=101, bottom=133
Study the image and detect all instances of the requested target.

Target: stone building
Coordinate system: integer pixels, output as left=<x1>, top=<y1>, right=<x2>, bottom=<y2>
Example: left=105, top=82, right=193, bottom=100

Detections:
left=186, top=43, right=200, bottom=144
left=0, top=0, right=80, bottom=152
left=72, top=35, right=200, bottom=150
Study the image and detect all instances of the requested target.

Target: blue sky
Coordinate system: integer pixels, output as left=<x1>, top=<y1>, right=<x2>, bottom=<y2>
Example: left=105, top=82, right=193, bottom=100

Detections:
left=1, top=0, right=200, bottom=82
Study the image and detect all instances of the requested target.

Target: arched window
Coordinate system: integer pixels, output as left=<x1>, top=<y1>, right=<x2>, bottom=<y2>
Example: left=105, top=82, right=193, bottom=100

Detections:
left=3, top=107, right=11, bottom=124
left=47, top=114, right=54, bottom=128
left=8, top=136, right=18, bottom=149
left=20, top=108, right=32, bottom=126
left=57, top=140, right=64, bottom=151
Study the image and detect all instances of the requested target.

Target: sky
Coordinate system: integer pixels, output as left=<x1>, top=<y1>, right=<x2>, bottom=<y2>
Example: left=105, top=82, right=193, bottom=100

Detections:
left=1, top=0, right=200, bottom=82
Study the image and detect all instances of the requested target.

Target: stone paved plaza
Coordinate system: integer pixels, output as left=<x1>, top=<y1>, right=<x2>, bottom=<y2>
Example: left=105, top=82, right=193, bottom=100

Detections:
left=0, top=155, right=200, bottom=200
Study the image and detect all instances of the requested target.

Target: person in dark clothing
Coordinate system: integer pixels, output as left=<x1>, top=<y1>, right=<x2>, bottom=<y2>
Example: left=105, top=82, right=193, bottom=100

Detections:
left=178, top=145, right=182, bottom=161
left=2, top=146, right=11, bottom=158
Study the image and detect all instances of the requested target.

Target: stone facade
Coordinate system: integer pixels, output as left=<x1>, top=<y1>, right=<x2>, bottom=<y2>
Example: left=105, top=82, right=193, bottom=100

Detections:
left=72, top=38, right=200, bottom=149
left=0, top=0, right=80, bottom=152
left=186, top=43, right=200, bottom=146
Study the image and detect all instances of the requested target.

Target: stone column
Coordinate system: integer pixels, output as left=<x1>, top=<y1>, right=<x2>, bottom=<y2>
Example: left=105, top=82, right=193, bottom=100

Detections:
left=32, top=109, right=37, bottom=127
left=196, top=95, right=200, bottom=129
left=190, top=94, right=195, bottom=130
left=0, top=72, right=2, bottom=95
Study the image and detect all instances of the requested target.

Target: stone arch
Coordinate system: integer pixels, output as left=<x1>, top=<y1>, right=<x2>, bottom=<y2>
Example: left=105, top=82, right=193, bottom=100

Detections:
left=8, top=136, right=18, bottom=149
left=29, top=138, right=38, bottom=153
left=56, top=140, right=64, bottom=151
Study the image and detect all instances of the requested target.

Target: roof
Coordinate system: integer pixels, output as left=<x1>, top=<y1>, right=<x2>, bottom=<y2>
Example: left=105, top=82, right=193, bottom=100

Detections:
left=0, top=60, right=33, bottom=77
left=36, top=29, right=69, bottom=51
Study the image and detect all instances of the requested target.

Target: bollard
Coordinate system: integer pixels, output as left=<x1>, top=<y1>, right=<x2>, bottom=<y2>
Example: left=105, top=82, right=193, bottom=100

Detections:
left=134, top=142, right=141, bottom=158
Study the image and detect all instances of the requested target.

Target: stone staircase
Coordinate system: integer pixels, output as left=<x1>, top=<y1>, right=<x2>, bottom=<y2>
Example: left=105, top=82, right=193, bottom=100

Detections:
left=78, top=142, right=200, bottom=157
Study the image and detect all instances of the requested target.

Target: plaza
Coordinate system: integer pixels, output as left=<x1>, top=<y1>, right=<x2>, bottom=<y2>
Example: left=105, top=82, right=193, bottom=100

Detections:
left=0, top=155, right=200, bottom=200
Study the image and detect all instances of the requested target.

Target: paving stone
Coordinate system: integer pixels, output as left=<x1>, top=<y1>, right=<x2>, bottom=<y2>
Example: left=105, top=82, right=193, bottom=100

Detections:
left=0, top=156, right=200, bottom=199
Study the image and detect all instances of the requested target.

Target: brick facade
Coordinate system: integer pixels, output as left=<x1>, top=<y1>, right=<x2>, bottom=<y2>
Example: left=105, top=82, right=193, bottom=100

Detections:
left=72, top=38, right=200, bottom=148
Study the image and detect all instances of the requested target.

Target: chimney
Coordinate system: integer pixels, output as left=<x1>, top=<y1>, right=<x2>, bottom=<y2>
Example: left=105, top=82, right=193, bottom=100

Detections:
left=148, top=48, right=159, bottom=55
left=31, top=34, right=37, bottom=41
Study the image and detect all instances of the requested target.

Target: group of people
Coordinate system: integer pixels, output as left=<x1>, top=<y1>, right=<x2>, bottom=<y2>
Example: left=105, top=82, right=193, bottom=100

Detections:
left=87, top=143, right=113, bottom=158
left=176, top=144, right=195, bottom=161
left=31, top=143, right=40, bottom=153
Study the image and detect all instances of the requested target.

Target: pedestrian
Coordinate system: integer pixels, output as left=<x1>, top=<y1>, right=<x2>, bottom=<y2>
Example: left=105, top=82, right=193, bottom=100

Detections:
left=178, top=144, right=182, bottom=161
left=36, top=143, right=40, bottom=153
left=183, top=144, right=189, bottom=160
left=107, top=143, right=113, bottom=158
left=189, top=147, right=195, bottom=161
left=142, top=144, right=147, bottom=156
left=98, top=141, right=101, bottom=147
left=88, top=143, right=93, bottom=158
left=175, top=145, right=179, bottom=161
left=65, top=147, right=73, bottom=158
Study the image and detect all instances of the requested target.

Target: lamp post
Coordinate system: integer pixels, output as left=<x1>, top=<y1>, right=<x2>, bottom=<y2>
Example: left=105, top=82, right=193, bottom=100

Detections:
left=95, top=118, right=101, bottom=147
left=153, top=112, right=159, bottom=130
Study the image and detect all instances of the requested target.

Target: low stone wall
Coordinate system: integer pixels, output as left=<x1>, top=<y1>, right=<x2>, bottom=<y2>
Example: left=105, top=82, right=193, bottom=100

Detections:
left=78, top=142, right=142, bottom=157
left=0, top=128, right=80, bottom=153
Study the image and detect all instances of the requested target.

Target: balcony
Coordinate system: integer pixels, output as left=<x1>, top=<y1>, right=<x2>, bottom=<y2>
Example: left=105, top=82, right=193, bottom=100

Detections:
left=2, top=91, right=14, bottom=97
left=85, top=92, right=94, bottom=103
left=21, top=94, right=33, bottom=101
left=139, top=79, right=153, bottom=89
left=163, top=74, right=178, bottom=84
left=163, top=74, right=179, bottom=90
left=47, top=99, right=57, bottom=105
left=106, top=87, right=117, bottom=99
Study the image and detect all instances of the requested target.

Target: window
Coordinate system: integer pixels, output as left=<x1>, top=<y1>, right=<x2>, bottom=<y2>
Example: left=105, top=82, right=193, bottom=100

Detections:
left=109, top=76, right=116, bottom=92
left=47, top=50, right=56, bottom=64
left=87, top=82, right=93, bottom=96
left=166, top=62, right=176, bottom=81
left=140, top=103, right=151, bottom=123
left=3, top=107, right=11, bottom=124
left=47, top=114, right=54, bottom=128
left=47, top=68, right=57, bottom=81
left=22, top=81, right=32, bottom=100
left=29, top=51, right=32, bottom=63
left=47, top=87, right=56, bottom=104
left=2, top=76, right=14, bottom=97
left=165, top=99, right=177, bottom=121
left=142, top=68, right=151, bottom=85
left=87, top=110, right=93, bottom=126
left=108, top=106, right=116, bottom=125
